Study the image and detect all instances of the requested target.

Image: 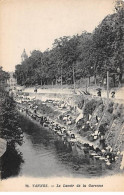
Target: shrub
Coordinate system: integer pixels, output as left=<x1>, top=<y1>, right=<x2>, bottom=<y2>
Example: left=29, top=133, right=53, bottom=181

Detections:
left=0, top=87, right=23, bottom=147
left=99, top=123, right=109, bottom=134
left=113, top=111, right=121, bottom=119
left=84, top=99, right=103, bottom=115
left=107, top=102, right=114, bottom=114
left=78, top=99, right=84, bottom=109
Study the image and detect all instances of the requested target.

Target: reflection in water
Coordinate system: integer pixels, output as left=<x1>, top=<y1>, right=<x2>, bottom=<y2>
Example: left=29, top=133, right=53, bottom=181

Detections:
left=18, top=117, right=74, bottom=177
left=18, top=116, right=106, bottom=178
left=1, top=115, right=114, bottom=179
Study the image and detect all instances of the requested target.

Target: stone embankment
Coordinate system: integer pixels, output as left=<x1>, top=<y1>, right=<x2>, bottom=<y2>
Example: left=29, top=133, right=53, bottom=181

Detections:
left=12, top=88, right=124, bottom=171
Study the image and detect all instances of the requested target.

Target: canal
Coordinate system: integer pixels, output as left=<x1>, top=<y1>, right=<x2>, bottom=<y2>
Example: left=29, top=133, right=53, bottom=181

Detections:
left=1, top=115, right=114, bottom=179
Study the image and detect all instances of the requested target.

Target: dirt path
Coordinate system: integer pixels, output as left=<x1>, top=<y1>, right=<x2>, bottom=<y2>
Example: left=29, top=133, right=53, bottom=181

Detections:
left=17, top=85, right=124, bottom=104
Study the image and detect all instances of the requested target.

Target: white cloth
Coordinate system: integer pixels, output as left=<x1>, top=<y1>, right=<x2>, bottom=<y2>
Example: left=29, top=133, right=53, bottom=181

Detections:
left=76, top=113, right=83, bottom=123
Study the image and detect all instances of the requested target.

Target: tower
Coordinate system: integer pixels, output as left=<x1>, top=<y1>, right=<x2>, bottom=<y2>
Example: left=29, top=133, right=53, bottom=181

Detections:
left=21, top=49, right=28, bottom=62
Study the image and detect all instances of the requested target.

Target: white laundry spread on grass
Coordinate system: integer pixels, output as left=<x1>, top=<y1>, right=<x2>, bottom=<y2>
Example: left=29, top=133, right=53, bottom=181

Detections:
left=76, top=113, right=84, bottom=123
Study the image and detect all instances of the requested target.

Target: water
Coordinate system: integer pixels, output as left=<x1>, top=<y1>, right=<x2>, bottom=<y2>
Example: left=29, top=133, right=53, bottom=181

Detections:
left=17, top=117, right=77, bottom=178
left=18, top=132, right=73, bottom=177
left=1, top=116, right=114, bottom=179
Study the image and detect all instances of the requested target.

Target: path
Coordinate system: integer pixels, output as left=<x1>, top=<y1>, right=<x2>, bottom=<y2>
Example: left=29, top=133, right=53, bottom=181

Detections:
left=16, top=85, right=124, bottom=104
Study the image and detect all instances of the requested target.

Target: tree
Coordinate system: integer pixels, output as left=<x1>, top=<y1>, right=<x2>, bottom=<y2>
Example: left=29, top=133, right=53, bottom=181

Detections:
left=52, top=36, right=71, bottom=85
left=92, top=3, right=124, bottom=86
left=0, top=66, right=9, bottom=86
left=14, top=0, right=124, bottom=88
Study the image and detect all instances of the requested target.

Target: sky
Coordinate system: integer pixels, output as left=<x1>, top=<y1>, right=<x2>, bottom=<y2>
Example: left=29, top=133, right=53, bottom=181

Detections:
left=0, top=0, right=115, bottom=72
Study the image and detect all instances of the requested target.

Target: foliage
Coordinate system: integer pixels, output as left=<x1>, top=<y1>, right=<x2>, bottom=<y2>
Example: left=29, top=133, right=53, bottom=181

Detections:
left=78, top=99, right=85, bottom=109
left=107, top=102, right=114, bottom=113
left=99, top=123, right=109, bottom=134
left=0, top=66, right=10, bottom=83
left=84, top=99, right=103, bottom=115
left=0, top=87, right=23, bottom=147
left=14, top=1, right=124, bottom=87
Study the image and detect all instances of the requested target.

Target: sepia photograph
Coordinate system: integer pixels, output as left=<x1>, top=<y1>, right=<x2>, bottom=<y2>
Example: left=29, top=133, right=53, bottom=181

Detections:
left=0, top=0, right=124, bottom=192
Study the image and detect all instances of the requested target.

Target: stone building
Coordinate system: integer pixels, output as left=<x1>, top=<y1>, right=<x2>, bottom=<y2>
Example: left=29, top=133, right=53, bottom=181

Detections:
left=21, top=49, right=28, bottom=62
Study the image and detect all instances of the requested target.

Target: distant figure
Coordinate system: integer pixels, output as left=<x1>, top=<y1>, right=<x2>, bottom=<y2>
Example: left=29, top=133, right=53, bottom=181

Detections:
left=34, top=88, right=37, bottom=93
left=95, top=147, right=101, bottom=154
left=96, top=115, right=98, bottom=123
left=26, top=108, right=28, bottom=115
left=99, top=135, right=106, bottom=149
left=97, top=90, right=101, bottom=97
left=40, top=116, right=44, bottom=126
left=111, top=91, right=115, bottom=98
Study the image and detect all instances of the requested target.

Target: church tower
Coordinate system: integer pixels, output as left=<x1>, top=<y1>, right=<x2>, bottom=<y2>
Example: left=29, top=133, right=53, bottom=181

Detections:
left=21, top=49, right=28, bottom=62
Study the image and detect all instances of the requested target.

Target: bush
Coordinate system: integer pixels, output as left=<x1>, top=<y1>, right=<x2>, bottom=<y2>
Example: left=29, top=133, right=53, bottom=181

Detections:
left=84, top=99, right=103, bottom=115
left=113, top=111, right=121, bottom=119
left=78, top=99, right=85, bottom=109
left=76, top=118, right=85, bottom=129
left=0, top=87, right=23, bottom=147
left=107, top=102, right=114, bottom=114
left=99, top=123, right=109, bottom=134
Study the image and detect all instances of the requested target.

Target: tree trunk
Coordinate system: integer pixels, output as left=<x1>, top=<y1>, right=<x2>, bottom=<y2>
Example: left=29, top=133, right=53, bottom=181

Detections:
left=94, top=74, right=97, bottom=86
left=102, top=76, right=104, bottom=86
left=119, top=73, right=122, bottom=86
left=61, top=65, right=62, bottom=86
left=73, top=63, right=76, bottom=91
left=112, top=74, right=115, bottom=87
left=107, top=70, right=109, bottom=105
left=52, top=80, right=53, bottom=86
left=86, top=79, right=88, bottom=93
left=56, top=77, right=57, bottom=85
left=89, top=76, right=90, bottom=86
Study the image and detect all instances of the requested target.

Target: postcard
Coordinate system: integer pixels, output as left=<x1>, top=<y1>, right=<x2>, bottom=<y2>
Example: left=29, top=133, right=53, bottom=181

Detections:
left=0, top=0, right=124, bottom=192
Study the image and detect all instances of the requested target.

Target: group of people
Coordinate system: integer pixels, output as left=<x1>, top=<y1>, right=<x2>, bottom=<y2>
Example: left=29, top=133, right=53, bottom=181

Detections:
left=97, top=88, right=115, bottom=98
left=16, top=91, right=123, bottom=168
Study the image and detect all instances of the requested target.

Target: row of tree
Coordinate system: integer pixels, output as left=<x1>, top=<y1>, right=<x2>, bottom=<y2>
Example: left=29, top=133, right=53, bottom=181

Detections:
left=14, top=0, right=124, bottom=87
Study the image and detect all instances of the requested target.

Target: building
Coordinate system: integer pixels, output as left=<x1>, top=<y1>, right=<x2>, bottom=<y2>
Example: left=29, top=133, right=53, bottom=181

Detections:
left=21, top=49, right=28, bottom=62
